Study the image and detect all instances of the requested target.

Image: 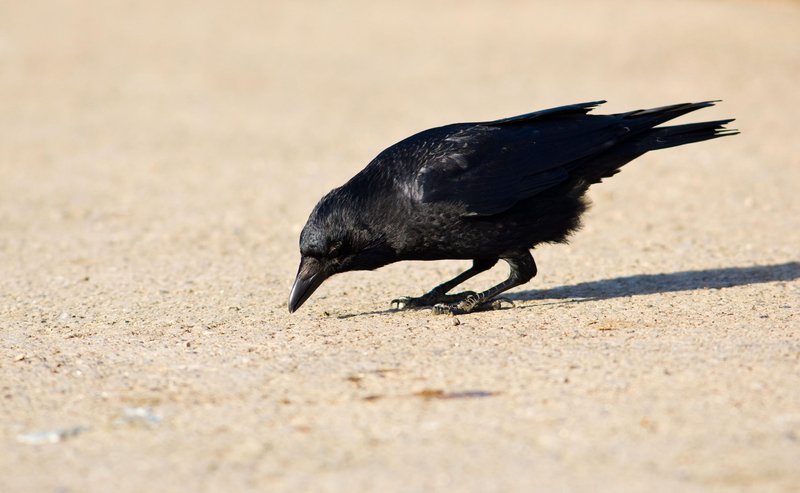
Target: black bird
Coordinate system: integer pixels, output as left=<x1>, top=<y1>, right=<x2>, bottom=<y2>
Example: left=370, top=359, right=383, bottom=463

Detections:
left=289, top=101, right=737, bottom=314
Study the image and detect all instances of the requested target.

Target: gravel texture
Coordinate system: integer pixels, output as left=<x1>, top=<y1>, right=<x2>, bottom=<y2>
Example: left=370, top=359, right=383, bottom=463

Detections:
left=1, top=1, right=799, bottom=492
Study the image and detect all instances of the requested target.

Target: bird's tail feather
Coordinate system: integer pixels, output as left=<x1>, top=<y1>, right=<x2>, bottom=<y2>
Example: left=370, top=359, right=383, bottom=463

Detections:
left=617, top=100, right=719, bottom=128
left=634, top=119, right=739, bottom=152
left=569, top=117, right=738, bottom=186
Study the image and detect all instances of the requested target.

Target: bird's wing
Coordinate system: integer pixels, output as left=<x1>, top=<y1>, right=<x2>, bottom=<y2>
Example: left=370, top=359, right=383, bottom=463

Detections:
left=485, top=100, right=606, bottom=125
left=411, top=102, right=627, bottom=216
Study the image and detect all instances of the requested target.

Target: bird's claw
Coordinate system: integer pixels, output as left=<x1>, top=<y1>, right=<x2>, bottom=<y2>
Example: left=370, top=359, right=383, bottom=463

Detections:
left=490, top=297, right=515, bottom=310
left=390, top=297, right=414, bottom=310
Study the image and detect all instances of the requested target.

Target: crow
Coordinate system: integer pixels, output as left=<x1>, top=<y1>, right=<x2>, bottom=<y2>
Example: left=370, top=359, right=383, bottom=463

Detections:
left=289, top=101, right=737, bottom=315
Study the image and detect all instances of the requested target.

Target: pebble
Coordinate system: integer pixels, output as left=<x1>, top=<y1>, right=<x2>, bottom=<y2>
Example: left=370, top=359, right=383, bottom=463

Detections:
left=16, top=426, right=89, bottom=445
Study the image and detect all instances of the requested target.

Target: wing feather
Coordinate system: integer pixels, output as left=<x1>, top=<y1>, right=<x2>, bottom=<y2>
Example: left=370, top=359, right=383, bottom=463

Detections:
left=413, top=109, right=623, bottom=216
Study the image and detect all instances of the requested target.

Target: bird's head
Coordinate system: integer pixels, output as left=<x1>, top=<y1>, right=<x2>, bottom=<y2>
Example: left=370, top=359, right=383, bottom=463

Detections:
left=288, top=190, right=392, bottom=313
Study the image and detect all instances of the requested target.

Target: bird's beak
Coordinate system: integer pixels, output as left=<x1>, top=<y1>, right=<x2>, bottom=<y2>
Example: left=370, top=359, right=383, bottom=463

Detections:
left=288, top=256, right=328, bottom=313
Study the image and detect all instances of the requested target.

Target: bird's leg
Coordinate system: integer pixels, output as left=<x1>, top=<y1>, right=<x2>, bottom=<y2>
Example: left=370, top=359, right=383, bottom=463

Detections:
left=391, top=258, right=498, bottom=309
left=433, top=252, right=537, bottom=315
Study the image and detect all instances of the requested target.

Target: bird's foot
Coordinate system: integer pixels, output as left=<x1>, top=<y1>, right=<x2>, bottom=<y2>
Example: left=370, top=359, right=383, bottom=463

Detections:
left=391, top=291, right=476, bottom=310
left=432, top=296, right=515, bottom=315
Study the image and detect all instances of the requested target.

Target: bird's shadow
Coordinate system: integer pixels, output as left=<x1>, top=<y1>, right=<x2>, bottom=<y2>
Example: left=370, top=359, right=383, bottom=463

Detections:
left=508, top=261, right=799, bottom=304
left=336, top=261, right=798, bottom=318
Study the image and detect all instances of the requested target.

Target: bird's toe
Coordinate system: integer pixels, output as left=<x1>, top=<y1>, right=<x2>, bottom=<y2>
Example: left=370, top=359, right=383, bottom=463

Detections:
left=392, top=291, right=478, bottom=310
left=433, top=296, right=477, bottom=315
left=489, top=297, right=515, bottom=311
left=432, top=303, right=462, bottom=315
left=390, top=297, right=413, bottom=310
left=391, top=296, right=433, bottom=310
left=433, top=295, right=514, bottom=315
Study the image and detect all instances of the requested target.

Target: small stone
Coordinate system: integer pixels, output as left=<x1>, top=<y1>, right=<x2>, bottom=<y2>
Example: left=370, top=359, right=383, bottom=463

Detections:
left=452, top=317, right=461, bottom=326
left=17, top=426, right=89, bottom=445
left=119, top=407, right=162, bottom=426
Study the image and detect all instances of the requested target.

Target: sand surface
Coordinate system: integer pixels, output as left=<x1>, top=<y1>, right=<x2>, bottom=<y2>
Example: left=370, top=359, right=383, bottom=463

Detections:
left=1, top=1, right=799, bottom=492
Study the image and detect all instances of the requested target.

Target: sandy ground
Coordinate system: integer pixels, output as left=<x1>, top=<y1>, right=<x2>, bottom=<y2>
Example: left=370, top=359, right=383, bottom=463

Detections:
left=1, top=1, right=799, bottom=492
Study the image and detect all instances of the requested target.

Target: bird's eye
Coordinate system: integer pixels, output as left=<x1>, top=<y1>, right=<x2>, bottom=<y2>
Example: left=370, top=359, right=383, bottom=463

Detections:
left=328, top=241, right=344, bottom=256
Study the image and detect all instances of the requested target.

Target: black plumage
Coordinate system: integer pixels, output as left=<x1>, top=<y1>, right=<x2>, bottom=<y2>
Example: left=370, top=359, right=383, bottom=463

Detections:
left=289, top=101, right=737, bottom=314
